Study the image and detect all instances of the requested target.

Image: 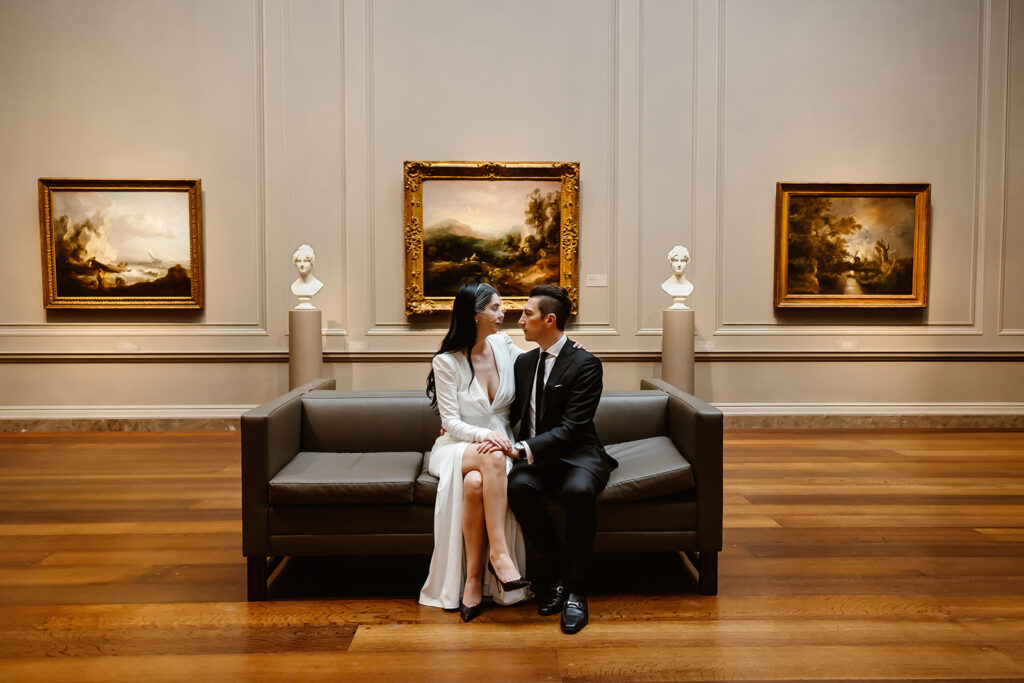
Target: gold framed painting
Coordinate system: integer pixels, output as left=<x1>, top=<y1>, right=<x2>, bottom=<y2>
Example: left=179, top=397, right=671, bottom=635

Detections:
left=403, top=161, right=580, bottom=315
left=39, top=178, right=204, bottom=309
left=774, top=182, right=931, bottom=308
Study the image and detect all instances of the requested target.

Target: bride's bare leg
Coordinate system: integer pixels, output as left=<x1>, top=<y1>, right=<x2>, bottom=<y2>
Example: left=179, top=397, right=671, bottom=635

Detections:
left=461, top=470, right=485, bottom=606
left=462, top=444, right=520, bottom=583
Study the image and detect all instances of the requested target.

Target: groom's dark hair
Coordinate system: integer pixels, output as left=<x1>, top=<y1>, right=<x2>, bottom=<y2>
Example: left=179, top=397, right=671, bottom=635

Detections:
left=530, top=284, right=571, bottom=330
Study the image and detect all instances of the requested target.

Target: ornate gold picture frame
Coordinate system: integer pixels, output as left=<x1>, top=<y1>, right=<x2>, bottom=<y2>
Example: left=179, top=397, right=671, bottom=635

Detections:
left=774, top=182, right=930, bottom=308
left=39, top=178, right=204, bottom=310
left=403, top=161, right=580, bottom=315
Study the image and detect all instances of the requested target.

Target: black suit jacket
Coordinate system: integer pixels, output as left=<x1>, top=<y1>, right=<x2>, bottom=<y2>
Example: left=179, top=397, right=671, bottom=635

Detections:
left=510, top=340, right=618, bottom=484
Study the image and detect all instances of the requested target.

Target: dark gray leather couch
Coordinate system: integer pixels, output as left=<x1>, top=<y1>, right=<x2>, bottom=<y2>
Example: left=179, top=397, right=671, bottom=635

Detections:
left=241, top=377, right=722, bottom=600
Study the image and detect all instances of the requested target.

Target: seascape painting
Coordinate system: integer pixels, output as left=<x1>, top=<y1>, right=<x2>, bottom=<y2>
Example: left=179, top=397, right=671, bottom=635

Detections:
left=422, top=179, right=562, bottom=297
left=774, top=183, right=930, bottom=308
left=39, top=179, right=203, bottom=309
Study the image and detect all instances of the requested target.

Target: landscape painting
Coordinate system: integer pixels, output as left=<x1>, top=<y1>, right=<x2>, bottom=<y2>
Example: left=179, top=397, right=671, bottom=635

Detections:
left=774, top=183, right=930, bottom=308
left=39, top=179, right=203, bottom=309
left=422, top=179, right=561, bottom=297
left=404, top=162, right=580, bottom=315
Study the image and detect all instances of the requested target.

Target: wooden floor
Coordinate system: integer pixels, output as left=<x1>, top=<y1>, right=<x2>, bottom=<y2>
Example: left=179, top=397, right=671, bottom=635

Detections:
left=0, top=430, right=1022, bottom=681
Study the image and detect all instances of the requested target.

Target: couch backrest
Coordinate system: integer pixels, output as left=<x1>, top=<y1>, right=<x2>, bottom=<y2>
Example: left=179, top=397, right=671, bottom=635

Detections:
left=593, top=391, right=668, bottom=445
left=298, top=389, right=669, bottom=453
left=301, top=391, right=440, bottom=452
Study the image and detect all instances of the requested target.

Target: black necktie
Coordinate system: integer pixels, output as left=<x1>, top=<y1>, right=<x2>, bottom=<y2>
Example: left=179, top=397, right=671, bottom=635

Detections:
left=534, top=351, right=547, bottom=433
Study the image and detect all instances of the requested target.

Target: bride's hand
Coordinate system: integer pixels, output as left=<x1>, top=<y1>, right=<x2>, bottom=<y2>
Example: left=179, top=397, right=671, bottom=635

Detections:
left=572, top=339, right=587, bottom=351
left=482, top=431, right=513, bottom=454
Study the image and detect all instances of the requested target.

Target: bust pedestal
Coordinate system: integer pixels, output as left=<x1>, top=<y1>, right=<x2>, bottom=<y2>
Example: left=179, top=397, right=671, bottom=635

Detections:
left=661, top=308, right=695, bottom=394
left=288, top=308, right=323, bottom=389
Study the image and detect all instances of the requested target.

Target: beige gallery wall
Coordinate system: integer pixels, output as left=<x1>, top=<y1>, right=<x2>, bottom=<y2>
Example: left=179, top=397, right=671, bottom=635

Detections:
left=0, top=0, right=1021, bottom=419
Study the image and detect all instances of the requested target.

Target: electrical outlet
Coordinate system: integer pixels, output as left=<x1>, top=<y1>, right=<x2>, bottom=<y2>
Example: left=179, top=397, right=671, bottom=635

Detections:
left=585, top=273, right=608, bottom=287
left=115, top=342, right=139, bottom=352
left=695, top=341, right=714, bottom=351
left=836, top=339, right=859, bottom=351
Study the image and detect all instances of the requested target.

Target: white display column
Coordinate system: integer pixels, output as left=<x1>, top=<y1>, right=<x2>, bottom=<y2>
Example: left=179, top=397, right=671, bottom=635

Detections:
left=661, top=308, right=695, bottom=394
left=288, top=308, right=323, bottom=389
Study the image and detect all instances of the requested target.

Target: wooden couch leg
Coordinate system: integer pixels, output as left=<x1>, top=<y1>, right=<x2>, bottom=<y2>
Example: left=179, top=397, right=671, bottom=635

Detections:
left=247, top=556, right=267, bottom=601
left=698, top=551, right=718, bottom=595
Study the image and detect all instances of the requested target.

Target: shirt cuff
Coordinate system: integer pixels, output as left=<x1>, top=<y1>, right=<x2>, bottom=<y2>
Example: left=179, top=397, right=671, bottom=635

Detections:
left=516, top=441, right=534, bottom=465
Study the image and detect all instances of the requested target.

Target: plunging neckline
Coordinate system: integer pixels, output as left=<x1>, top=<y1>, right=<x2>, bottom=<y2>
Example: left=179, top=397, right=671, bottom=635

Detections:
left=469, top=335, right=502, bottom=406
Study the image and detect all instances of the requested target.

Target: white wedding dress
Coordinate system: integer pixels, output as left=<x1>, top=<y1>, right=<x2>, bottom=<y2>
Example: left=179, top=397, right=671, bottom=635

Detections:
left=418, top=333, right=532, bottom=609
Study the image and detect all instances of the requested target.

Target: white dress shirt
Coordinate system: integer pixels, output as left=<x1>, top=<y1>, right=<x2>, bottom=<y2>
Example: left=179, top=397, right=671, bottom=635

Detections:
left=519, top=333, right=567, bottom=463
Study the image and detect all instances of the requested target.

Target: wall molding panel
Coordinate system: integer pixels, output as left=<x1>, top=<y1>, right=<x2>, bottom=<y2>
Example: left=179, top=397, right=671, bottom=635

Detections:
left=998, top=0, right=1024, bottom=334
left=713, top=0, right=995, bottom=337
left=0, top=0, right=271, bottom=342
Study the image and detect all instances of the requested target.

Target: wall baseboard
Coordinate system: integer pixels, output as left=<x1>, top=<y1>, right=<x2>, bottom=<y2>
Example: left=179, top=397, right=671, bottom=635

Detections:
left=1, top=403, right=1022, bottom=432
left=0, top=406, right=252, bottom=433
left=717, top=402, right=1024, bottom=429
left=0, top=406, right=253, bottom=420
left=715, top=402, right=1024, bottom=416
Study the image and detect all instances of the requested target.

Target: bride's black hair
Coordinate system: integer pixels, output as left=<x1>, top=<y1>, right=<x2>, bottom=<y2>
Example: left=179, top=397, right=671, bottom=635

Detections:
left=426, top=282, right=499, bottom=410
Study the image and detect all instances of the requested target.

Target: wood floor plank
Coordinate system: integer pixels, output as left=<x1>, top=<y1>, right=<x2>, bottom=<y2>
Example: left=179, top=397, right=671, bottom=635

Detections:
left=0, top=520, right=240, bottom=536
left=976, top=528, right=1024, bottom=542
left=0, top=533, right=240, bottom=553
left=0, top=650, right=563, bottom=683
left=0, top=623, right=357, bottom=658
left=770, top=514, right=1024, bottom=528
left=717, top=556, right=1024, bottom=577
left=557, top=645, right=1024, bottom=681
left=346, top=619, right=1000, bottom=652
left=37, top=549, right=245, bottom=567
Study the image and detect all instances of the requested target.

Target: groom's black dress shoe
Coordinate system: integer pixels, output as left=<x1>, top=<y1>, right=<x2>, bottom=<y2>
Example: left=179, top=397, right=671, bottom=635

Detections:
left=537, top=584, right=566, bottom=616
left=560, top=593, right=588, bottom=634
left=459, top=601, right=482, bottom=622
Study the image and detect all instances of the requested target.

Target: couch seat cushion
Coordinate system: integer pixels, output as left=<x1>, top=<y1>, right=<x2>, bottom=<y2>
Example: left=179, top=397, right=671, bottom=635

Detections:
left=269, top=451, right=423, bottom=504
left=599, top=436, right=694, bottom=503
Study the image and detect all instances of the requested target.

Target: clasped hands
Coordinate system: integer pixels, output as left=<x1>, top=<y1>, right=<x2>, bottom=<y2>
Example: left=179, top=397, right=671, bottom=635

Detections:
left=436, top=428, right=515, bottom=456
left=480, top=431, right=517, bottom=457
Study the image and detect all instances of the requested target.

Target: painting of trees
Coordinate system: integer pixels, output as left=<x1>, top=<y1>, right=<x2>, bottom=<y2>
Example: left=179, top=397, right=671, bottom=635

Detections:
left=783, top=193, right=917, bottom=299
left=786, top=197, right=862, bottom=294
left=404, top=161, right=581, bottom=315
left=419, top=181, right=562, bottom=297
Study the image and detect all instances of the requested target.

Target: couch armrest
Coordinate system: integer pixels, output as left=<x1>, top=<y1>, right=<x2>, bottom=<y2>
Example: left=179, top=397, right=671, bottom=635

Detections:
left=240, top=377, right=336, bottom=556
left=640, top=378, right=723, bottom=552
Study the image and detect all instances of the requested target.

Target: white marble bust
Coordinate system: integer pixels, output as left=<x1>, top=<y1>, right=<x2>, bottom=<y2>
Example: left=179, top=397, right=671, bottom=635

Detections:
left=661, top=245, right=693, bottom=310
left=291, top=244, right=323, bottom=309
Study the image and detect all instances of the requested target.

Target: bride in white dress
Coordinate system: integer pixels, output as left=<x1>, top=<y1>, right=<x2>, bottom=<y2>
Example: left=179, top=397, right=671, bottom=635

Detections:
left=420, top=283, right=539, bottom=620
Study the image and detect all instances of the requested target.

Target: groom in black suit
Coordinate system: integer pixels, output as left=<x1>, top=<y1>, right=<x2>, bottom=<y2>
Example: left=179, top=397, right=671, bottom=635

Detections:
left=506, top=284, right=618, bottom=634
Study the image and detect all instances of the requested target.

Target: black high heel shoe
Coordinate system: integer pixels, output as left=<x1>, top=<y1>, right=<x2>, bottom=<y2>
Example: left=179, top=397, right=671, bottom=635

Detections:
left=459, top=601, right=482, bottom=622
left=487, top=560, right=531, bottom=591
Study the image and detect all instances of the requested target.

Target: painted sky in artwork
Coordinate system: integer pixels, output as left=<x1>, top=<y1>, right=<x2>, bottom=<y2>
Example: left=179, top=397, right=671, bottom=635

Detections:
left=422, top=179, right=561, bottom=239
left=51, top=190, right=191, bottom=267
left=831, top=196, right=915, bottom=261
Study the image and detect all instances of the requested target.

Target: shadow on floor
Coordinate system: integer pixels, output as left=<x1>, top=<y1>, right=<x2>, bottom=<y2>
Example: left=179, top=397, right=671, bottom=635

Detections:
left=269, top=552, right=697, bottom=600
